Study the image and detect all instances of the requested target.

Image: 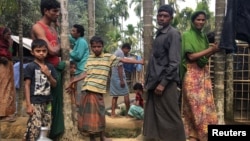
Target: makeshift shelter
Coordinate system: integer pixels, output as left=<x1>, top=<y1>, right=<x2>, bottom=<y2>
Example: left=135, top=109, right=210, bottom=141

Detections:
left=213, top=0, right=250, bottom=122
left=11, top=35, right=32, bottom=60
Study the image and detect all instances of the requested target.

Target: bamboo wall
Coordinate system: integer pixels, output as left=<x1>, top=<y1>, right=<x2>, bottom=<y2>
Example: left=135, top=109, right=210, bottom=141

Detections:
left=209, top=43, right=250, bottom=122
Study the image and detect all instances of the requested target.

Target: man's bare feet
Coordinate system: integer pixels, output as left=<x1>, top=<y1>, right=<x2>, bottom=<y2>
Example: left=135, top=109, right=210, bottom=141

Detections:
left=110, top=114, right=116, bottom=118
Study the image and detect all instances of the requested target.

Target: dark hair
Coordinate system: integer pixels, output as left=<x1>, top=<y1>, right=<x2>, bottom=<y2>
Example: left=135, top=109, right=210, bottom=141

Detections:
left=40, top=0, right=60, bottom=16
left=158, top=4, right=174, bottom=17
left=90, top=36, right=104, bottom=46
left=133, top=83, right=143, bottom=91
left=23, top=57, right=33, bottom=63
left=70, top=60, right=76, bottom=66
left=121, top=43, right=131, bottom=49
left=31, top=39, right=48, bottom=50
left=206, top=32, right=215, bottom=43
left=73, top=24, right=85, bottom=37
left=3, top=27, right=10, bottom=35
left=191, top=11, right=207, bottom=22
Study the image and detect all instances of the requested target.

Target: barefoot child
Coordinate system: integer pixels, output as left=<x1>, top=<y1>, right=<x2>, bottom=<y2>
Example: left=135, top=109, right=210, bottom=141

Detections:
left=128, top=83, right=144, bottom=120
left=23, top=39, right=57, bottom=140
left=66, top=36, right=144, bottom=141
left=69, top=61, right=77, bottom=105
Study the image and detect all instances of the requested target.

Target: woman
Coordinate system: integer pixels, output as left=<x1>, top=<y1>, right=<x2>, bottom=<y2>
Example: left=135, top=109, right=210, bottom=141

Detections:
left=0, top=27, right=16, bottom=122
left=181, top=11, right=219, bottom=141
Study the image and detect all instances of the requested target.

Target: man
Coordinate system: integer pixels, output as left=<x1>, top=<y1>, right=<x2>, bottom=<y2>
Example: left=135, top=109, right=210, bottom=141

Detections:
left=122, top=45, right=136, bottom=92
left=31, top=0, right=65, bottom=139
left=109, top=43, right=131, bottom=117
left=143, top=5, right=186, bottom=141
left=13, top=57, right=32, bottom=115
left=69, top=24, right=89, bottom=105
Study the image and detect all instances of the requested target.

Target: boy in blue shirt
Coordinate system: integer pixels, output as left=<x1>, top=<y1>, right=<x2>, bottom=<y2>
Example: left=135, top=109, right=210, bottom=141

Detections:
left=23, top=39, right=57, bottom=141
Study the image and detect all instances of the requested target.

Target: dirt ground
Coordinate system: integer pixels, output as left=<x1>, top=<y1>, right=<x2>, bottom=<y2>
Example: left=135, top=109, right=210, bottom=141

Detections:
left=0, top=93, right=144, bottom=141
left=0, top=116, right=143, bottom=141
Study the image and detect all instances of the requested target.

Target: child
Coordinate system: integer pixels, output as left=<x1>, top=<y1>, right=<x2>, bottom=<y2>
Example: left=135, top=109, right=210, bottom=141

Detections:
left=69, top=61, right=78, bottom=124
left=128, top=83, right=144, bottom=120
left=23, top=39, right=57, bottom=141
left=69, top=61, right=77, bottom=105
left=66, top=36, right=143, bottom=141
left=13, top=57, right=33, bottom=115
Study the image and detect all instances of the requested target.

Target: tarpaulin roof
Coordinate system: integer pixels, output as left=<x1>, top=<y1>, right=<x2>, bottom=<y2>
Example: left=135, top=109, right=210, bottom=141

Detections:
left=11, top=35, right=32, bottom=50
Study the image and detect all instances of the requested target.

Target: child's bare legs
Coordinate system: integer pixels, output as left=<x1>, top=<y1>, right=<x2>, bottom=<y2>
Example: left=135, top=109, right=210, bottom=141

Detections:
left=100, top=131, right=112, bottom=141
left=124, top=94, right=130, bottom=117
left=111, top=97, right=118, bottom=117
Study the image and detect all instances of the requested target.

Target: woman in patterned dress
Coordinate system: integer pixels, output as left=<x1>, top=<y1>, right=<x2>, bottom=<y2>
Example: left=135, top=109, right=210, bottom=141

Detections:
left=181, top=11, right=219, bottom=141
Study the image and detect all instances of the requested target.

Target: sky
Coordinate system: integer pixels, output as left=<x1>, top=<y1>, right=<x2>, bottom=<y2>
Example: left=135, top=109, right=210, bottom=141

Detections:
left=124, top=0, right=215, bottom=26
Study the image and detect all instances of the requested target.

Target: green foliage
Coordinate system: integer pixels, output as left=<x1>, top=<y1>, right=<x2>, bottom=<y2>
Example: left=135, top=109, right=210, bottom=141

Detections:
left=105, top=0, right=129, bottom=27
left=173, top=7, right=193, bottom=33
left=95, top=0, right=115, bottom=41
left=0, top=0, right=18, bottom=17
left=129, top=0, right=142, bottom=17
left=123, top=24, right=139, bottom=54
left=105, top=28, right=121, bottom=53
left=172, top=0, right=215, bottom=34
left=68, top=0, right=88, bottom=29
left=195, top=0, right=214, bottom=33
left=1, top=0, right=40, bottom=37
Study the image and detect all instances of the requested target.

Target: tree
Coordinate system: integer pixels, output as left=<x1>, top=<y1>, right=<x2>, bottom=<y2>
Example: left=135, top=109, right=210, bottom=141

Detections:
left=117, top=0, right=129, bottom=37
left=223, top=0, right=234, bottom=121
left=129, top=0, right=142, bottom=17
left=0, top=0, right=18, bottom=24
left=213, top=0, right=226, bottom=124
left=88, top=0, right=95, bottom=41
left=105, top=28, right=122, bottom=53
left=68, top=0, right=87, bottom=29
left=196, top=0, right=214, bottom=33
left=59, top=0, right=81, bottom=140
left=17, top=0, right=24, bottom=117
left=1, top=0, right=41, bottom=37
left=129, top=0, right=143, bottom=56
left=123, top=24, right=138, bottom=50
left=173, top=7, right=193, bottom=33
left=143, top=0, right=153, bottom=86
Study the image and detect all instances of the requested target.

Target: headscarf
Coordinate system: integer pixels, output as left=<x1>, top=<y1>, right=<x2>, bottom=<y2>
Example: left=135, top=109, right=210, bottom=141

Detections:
left=0, top=27, right=12, bottom=59
left=180, top=11, right=209, bottom=80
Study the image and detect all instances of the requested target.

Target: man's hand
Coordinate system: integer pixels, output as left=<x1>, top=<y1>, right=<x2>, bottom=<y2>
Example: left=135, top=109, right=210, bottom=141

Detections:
left=120, top=79, right=125, bottom=88
left=210, top=42, right=220, bottom=53
left=140, top=59, right=144, bottom=65
left=154, top=84, right=165, bottom=95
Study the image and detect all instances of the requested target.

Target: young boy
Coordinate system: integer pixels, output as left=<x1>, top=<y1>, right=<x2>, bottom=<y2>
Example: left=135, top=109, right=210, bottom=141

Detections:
left=66, top=36, right=143, bottom=141
left=128, top=83, right=144, bottom=120
left=23, top=39, right=57, bottom=141
left=69, top=61, right=77, bottom=105
left=69, top=61, right=78, bottom=124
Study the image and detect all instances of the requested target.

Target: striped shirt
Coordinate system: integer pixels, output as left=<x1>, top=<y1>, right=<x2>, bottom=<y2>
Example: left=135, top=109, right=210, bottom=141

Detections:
left=82, top=53, right=121, bottom=94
